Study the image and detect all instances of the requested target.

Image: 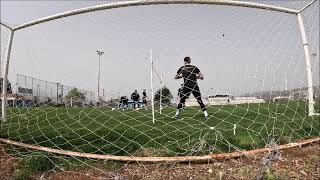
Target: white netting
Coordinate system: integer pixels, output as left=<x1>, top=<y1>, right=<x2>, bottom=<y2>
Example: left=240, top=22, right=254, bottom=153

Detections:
left=0, top=1, right=319, bottom=179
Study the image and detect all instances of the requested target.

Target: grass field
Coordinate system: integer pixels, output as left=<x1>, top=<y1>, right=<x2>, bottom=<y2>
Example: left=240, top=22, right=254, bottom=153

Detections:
left=1, top=100, right=319, bottom=157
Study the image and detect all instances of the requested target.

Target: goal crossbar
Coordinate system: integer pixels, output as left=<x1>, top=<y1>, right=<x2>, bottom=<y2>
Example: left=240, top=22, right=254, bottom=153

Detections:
left=12, top=0, right=300, bottom=32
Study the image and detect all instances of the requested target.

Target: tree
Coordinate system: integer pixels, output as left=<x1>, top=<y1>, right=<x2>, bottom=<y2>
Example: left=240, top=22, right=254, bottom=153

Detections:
left=65, top=88, right=86, bottom=107
left=154, top=86, right=173, bottom=105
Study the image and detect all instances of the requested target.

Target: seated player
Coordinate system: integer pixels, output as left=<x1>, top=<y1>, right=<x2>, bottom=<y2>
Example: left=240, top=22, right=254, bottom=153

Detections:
left=119, top=96, right=128, bottom=109
left=131, top=90, right=140, bottom=110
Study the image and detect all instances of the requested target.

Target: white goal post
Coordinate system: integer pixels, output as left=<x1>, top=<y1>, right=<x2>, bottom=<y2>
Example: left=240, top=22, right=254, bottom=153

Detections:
left=1, top=0, right=318, bottom=122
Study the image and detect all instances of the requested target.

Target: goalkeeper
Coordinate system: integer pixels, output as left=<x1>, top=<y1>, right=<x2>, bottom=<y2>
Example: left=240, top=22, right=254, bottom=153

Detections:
left=172, top=56, right=208, bottom=119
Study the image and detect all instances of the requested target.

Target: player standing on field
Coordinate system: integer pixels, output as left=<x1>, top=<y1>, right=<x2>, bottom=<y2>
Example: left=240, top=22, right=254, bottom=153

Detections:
left=173, top=57, right=208, bottom=119
left=142, top=89, right=148, bottom=108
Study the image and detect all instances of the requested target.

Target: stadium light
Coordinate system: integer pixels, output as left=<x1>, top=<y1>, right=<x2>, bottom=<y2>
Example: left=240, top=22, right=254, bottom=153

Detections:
left=96, top=50, right=104, bottom=105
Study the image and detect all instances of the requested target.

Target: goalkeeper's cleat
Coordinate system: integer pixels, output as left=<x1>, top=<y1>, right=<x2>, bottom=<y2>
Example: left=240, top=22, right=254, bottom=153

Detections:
left=204, top=111, right=209, bottom=119
left=171, top=115, right=179, bottom=120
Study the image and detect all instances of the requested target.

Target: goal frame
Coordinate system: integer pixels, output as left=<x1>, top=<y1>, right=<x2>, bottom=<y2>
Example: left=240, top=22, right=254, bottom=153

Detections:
left=1, top=0, right=318, bottom=122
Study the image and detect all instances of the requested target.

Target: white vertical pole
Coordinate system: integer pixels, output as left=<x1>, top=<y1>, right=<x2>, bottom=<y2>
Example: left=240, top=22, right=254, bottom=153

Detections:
left=96, top=50, right=104, bottom=106
left=285, top=73, right=288, bottom=91
left=297, top=13, right=315, bottom=116
left=150, top=50, right=155, bottom=123
left=1, top=30, right=14, bottom=122
left=97, top=54, right=101, bottom=104
left=159, top=73, right=163, bottom=114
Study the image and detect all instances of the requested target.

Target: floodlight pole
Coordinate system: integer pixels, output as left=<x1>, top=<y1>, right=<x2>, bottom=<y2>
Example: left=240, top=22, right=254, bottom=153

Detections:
left=96, top=50, right=104, bottom=105
left=297, top=13, right=316, bottom=116
left=1, top=30, right=14, bottom=122
left=150, top=50, right=155, bottom=124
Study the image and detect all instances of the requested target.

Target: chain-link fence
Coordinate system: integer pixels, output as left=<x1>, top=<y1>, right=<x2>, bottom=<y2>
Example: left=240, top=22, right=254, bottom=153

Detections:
left=15, top=74, right=96, bottom=106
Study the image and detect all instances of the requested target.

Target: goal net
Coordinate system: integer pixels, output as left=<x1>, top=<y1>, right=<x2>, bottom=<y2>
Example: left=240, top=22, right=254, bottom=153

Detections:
left=0, top=0, right=319, bottom=179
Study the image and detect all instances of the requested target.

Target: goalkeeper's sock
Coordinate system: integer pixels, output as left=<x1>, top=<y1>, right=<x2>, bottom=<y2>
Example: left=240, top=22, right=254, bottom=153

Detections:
left=175, top=110, right=180, bottom=116
left=204, top=111, right=208, bottom=117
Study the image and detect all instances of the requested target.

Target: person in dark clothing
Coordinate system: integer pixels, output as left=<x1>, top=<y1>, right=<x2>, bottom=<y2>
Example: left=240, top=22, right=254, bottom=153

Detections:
left=119, top=96, right=128, bottom=109
left=0, top=78, right=12, bottom=94
left=131, top=90, right=140, bottom=109
left=173, top=56, right=208, bottom=119
left=142, top=89, right=147, bottom=107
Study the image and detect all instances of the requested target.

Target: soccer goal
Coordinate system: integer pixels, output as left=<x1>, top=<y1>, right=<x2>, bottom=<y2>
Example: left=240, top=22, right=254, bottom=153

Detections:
left=0, top=0, right=319, bottom=179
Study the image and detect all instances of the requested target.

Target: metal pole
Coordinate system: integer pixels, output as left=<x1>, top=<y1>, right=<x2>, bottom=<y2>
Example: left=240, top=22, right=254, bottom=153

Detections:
left=45, top=81, right=47, bottom=103
left=37, top=84, right=40, bottom=100
left=297, top=13, right=316, bottom=116
left=97, top=50, right=104, bottom=105
left=150, top=50, right=155, bottom=123
left=61, top=85, right=64, bottom=104
left=159, top=73, right=163, bottom=114
left=98, top=54, right=100, bottom=104
left=0, top=22, right=13, bottom=31
left=1, top=30, right=14, bottom=122
left=56, top=83, right=59, bottom=104
left=31, top=78, right=34, bottom=97
left=50, top=87, right=53, bottom=101
left=299, top=0, right=317, bottom=13
left=16, top=74, right=18, bottom=96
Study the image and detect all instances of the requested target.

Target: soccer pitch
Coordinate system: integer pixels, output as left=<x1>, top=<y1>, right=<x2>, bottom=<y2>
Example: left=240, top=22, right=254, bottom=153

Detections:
left=1, top=101, right=319, bottom=157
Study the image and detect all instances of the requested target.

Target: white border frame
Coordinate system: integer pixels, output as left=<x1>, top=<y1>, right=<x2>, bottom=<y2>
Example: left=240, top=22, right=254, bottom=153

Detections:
left=1, top=0, right=317, bottom=119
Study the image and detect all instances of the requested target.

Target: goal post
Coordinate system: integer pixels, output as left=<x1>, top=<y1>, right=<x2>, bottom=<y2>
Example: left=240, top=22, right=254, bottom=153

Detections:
left=297, top=12, right=316, bottom=116
left=1, top=0, right=318, bottom=123
left=0, top=2, right=319, bottom=175
left=1, top=29, right=14, bottom=122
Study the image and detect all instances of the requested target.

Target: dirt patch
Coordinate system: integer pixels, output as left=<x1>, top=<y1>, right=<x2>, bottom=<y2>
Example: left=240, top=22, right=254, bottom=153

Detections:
left=0, top=145, right=18, bottom=180
left=1, top=142, right=319, bottom=179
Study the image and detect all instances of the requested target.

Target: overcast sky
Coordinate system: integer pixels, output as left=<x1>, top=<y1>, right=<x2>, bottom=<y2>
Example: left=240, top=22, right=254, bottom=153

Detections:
left=1, top=0, right=319, bottom=100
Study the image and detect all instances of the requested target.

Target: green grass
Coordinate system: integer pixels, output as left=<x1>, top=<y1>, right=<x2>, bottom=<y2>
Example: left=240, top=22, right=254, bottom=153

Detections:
left=1, top=100, right=319, bottom=157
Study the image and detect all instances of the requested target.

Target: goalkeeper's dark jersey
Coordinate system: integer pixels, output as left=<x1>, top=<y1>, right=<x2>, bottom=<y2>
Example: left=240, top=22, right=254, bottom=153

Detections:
left=177, top=65, right=200, bottom=86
